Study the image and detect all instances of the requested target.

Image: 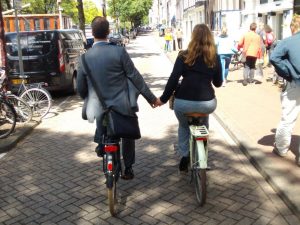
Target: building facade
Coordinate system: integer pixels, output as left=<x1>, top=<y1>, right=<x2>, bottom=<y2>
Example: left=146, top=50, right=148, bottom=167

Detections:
left=3, top=14, right=72, bottom=33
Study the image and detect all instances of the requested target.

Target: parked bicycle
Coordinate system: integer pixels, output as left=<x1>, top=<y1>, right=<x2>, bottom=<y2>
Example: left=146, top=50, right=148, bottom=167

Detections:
left=1, top=69, right=33, bottom=123
left=185, top=112, right=210, bottom=206
left=0, top=92, right=16, bottom=139
left=14, top=76, right=52, bottom=119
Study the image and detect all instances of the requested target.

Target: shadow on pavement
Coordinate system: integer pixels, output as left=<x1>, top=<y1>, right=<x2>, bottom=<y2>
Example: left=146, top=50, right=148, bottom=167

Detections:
left=0, top=122, right=296, bottom=224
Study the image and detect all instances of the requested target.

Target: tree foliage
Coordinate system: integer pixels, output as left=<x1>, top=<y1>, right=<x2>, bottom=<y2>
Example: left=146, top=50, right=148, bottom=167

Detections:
left=0, top=0, right=101, bottom=28
left=107, top=0, right=152, bottom=27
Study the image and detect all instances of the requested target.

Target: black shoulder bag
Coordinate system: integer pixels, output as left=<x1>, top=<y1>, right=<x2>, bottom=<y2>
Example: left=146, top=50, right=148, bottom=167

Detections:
left=81, top=54, right=141, bottom=140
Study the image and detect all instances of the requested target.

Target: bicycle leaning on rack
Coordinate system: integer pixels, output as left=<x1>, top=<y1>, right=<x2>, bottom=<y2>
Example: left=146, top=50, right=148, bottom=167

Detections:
left=14, top=76, right=52, bottom=119
left=185, top=112, right=210, bottom=206
left=1, top=69, right=32, bottom=124
left=0, top=92, right=16, bottom=139
left=100, top=117, right=122, bottom=216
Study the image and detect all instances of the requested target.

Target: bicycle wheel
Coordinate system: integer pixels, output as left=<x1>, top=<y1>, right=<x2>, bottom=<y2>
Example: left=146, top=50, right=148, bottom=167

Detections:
left=0, top=100, right=16, bottom=139
left=192, top=140, right=207, bottom=206
left=107, top=175, right=117, bottom=216
left=20, top=88, right=52, bottom=118
left=7, top=95, right=33, bottom=123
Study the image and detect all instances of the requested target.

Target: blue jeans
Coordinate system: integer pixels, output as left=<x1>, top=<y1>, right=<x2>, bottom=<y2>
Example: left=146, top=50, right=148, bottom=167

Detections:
left=220, top=54, right=232, bottom=81
left=174, top=98, right=217, bottom=157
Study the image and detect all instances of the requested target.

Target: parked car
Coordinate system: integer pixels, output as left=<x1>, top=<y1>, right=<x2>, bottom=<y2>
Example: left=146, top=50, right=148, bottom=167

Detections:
left=5, top=29, right=86, bottom=94
left=108, top=33, right=126, bottom=46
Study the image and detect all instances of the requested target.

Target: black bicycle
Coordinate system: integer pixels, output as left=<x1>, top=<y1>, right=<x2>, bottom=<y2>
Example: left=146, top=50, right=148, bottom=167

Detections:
left=100, top=121, right=122, bottom=216
left=0, top=92, right=17, bottom=139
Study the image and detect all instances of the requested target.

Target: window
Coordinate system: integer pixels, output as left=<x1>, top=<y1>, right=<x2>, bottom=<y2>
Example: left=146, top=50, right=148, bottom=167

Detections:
left=5, top=19, right=10, bottom=32
left=34, top=19, right=40, bottom=30
left=44, top=18, right=50, bottom=30
left=54, top=19, right=58, bottom=29
left=24, top=19, right=30, bottom=31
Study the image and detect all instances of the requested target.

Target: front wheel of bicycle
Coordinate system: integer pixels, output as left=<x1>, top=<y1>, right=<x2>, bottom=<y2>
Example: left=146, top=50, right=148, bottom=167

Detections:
left=20, top=88, right=52, bottom=118
left=193, top=142, right=207, bottom=206
left=107, top=176, right=117, bottom=216
left=7, top=95, right=33, bottom=123
left=0, top=101, right=16, bottom=139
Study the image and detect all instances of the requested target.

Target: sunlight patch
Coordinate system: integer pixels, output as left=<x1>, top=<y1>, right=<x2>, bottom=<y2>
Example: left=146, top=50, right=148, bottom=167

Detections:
left=74, top=150, right=98, bottom=163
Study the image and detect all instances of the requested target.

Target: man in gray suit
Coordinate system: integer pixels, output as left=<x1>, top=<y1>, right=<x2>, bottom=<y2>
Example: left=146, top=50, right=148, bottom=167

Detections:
left=77, top=17, right=158, bottom=179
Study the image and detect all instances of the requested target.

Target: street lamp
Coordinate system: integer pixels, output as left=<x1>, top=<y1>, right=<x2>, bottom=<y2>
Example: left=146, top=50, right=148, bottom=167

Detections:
left=57, top=0, right=63, bottom=29
left=13, top=0, right=24, bottom=77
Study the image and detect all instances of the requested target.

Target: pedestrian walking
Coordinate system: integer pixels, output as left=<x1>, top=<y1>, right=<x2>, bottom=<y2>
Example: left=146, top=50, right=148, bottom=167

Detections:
left=156, top=24, right=222, bottom=171
left=172, top=28, right=176, bottom=51
left=215, top=27, right=236, bottom=86
left=256, top=22, right=266, bottom=82
left=176, top=28, right=183, bottom=50
left=270, top=14, right=300, bottom=166
left=264, top=24, right=276, bottom=67
left=77, top=16, right=159, bottom=180
left=164, top=28, right=173, bottom=52
left=238, top=23, right=262, bottom=86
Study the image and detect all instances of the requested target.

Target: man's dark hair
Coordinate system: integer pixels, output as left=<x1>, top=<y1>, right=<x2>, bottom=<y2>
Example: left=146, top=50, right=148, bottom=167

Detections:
left=250, top=22, right=257, bottom=31
left=91, top=16, right=109, bottom=39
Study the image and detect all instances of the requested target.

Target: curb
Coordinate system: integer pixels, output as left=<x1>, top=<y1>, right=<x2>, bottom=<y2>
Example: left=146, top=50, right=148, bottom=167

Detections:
left=0, top=121, right=40, bottom=153
left=153, top=32, right=300, bottom=220
left=213, top=110, right=300, bottom=221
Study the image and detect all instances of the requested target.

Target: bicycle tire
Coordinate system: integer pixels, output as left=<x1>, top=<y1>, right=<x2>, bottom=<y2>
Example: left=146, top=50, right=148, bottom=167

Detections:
left=193, top=141, right=207, bottom=206
left=0, top=100, right=16, bottom=139
left=7, top=95, right=33, bottom=123
left=20, top=88, right=52, bottom=118
left=107, top=176, right=117, bottom=216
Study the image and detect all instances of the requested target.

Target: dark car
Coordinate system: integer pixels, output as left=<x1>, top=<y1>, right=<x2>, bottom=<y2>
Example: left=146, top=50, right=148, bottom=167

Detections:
left=108, top=33, right=126, bottom=46
left=5, top=29, right=86, bottom=94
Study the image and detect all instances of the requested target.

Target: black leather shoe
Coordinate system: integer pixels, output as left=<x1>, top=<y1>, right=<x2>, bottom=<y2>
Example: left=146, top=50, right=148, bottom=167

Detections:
left=121, top=167, right=134, bottom=180
left=95, top=144, right=104, bottom=157
left=179, top=156, right=189, bottom=172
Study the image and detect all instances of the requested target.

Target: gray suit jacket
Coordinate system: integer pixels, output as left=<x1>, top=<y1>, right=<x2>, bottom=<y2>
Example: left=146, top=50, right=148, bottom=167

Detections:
left=77, top=42, right=156, bottom=123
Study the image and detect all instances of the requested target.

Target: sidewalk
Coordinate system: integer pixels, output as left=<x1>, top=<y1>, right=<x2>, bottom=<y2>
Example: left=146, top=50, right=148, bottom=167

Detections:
left=154, top=32, right=300, bottom=218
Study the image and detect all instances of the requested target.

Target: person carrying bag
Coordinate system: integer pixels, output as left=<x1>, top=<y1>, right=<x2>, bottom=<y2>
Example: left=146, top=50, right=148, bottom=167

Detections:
left=77, top=16, right=159, bottom=180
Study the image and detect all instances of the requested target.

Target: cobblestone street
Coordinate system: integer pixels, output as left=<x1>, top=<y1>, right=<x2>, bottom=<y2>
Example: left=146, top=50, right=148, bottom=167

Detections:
left=0, top=33, right=299, bottom=225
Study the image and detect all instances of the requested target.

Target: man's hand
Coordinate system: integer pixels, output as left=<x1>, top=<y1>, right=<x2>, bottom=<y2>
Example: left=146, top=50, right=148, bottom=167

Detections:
left=152, top=98, right=164, bottom=108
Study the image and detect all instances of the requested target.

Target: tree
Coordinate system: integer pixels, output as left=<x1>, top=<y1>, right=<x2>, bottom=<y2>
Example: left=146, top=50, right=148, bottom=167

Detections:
left=107, top=0, right=152, bottom=28
left=83, top=0, right=101, bottom=24
left=77, top=0, right=85, bottom=32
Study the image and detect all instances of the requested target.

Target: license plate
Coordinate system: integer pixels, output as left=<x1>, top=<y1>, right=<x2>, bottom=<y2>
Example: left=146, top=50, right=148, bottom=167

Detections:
left=11, top=79, right=27, bottom=85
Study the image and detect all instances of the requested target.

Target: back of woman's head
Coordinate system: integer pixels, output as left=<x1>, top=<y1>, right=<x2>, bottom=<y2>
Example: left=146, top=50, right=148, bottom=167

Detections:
left=183, top=24, right=217, bottom=68
left=264, top=24, right=272, bottom=33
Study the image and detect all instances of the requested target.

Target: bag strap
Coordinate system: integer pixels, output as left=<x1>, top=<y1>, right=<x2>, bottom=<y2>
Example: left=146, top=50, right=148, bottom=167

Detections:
left=81, top=54, right=108, bottom=110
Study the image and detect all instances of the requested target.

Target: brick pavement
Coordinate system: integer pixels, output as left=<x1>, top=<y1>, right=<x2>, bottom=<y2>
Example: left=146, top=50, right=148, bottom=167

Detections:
left=0, top=32, right=299, bottom=224
left=156, top=32, right=300, bottom=219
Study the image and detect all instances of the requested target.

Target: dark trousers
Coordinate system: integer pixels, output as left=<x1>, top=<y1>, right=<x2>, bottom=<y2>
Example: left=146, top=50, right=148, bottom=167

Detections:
left=243, top=56, right=257, bottom=83
left=177, top=38, right=182, bottom=50
left=94, top=121, right=135, bottom=168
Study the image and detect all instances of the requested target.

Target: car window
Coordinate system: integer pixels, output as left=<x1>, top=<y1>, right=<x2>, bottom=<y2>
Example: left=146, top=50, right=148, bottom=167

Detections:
left=6, top=31, right=56, bottom=56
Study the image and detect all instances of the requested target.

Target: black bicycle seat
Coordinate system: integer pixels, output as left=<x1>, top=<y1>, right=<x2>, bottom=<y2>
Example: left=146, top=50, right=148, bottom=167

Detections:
left=185, top=113, right=208, bottom=126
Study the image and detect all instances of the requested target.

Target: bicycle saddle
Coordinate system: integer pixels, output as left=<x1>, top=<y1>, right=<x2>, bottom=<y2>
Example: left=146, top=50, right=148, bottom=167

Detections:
left=185, top=113, right=208, bottom=126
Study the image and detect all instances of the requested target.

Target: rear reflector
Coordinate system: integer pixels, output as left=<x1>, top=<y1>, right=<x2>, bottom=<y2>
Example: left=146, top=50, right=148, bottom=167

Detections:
left=107, top=162, right=113, bottom=171
left=104, top=145, right=118, bottom=152
left=195, top=137, right=207, bottom=141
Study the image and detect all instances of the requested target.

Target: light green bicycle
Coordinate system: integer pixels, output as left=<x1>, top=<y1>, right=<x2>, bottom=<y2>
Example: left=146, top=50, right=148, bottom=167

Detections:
left=186, top=112, right=209, bottom=206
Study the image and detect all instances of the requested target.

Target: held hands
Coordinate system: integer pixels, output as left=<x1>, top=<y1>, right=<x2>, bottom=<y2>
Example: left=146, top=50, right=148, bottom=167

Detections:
left=151, top=98, right=164, bottom=108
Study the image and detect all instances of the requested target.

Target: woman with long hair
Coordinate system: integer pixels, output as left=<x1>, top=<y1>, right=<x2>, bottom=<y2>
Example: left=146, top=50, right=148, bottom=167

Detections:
left=157, top=24, right=222, bottom=171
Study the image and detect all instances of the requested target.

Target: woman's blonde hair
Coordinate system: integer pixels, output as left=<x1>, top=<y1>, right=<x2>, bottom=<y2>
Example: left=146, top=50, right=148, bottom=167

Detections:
left=182, top=24, right=217, bottom=67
